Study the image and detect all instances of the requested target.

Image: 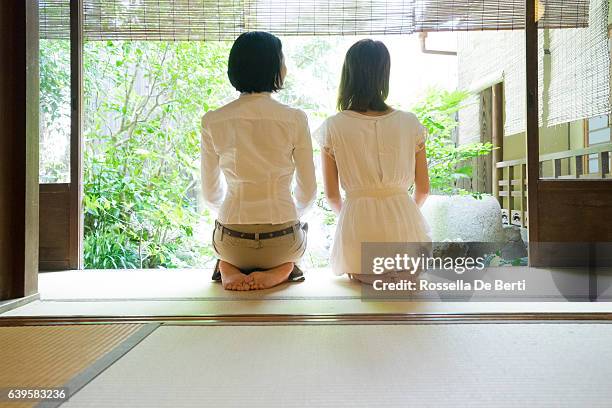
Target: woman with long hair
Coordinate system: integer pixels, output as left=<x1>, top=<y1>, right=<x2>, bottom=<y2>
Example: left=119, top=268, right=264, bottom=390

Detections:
left=201, top=32, right=316, bottom=290
left=316, top=39, right=431, bottom=281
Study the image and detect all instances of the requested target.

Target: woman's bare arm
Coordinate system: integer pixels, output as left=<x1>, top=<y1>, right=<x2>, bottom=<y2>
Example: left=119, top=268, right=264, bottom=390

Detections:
left=413, top=147, right=430, bottom=208
left=321, top=150, right=342, bottom=214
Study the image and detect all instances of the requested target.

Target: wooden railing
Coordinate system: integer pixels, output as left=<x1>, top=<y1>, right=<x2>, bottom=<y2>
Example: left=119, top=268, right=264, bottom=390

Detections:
left=495, top=142, right=612, bottom=228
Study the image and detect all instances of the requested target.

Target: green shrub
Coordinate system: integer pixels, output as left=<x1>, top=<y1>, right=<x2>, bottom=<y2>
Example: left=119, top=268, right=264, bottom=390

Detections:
left=82, top=41, right=233, bottom=269
left=412, top=89, right=494, bottom=196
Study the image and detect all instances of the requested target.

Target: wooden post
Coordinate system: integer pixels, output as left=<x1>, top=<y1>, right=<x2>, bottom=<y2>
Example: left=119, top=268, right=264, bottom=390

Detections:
left=575, top=155, right=584, bottom=178
left=70, top=0, right=84, bottom=269
left=526, top=0, right=541, bottom=254
left=491, top=83, right=504, bottom=199
left=508, top=166, right=516, bottom=217
left=553, top=159, right=562, bottom=178
left=520, top=163, right=527, bottom=227
left=478, top=89, right=493, bottom=194
left=600, top=152, right=610, bottom=178
left=0, top=1, right=39, bottom=299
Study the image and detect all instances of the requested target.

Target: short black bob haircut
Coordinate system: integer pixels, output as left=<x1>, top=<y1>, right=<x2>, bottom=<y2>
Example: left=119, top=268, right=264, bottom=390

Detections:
left=228, top=31, right=284, bottom=93
left=337, top=39, right=391, bottom=112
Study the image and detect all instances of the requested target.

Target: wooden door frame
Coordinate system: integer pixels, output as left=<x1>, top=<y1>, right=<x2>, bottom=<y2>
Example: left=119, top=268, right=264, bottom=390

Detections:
left=525, top=0, right=540, bottom=248
left=0, top=0, right=40, bottom=300
left=39, top=0, right=83, bottom=271
left=70, top=0, right=84, bottom=269
left=526, top=2, right=612, bottom=267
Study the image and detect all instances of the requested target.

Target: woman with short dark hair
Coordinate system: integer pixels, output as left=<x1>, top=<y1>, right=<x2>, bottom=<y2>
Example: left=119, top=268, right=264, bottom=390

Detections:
left=316, top=39, right=431, bottom=281
left=201, top=32, right=316, bottom=290
left=227, top=31, right=284, bottom=93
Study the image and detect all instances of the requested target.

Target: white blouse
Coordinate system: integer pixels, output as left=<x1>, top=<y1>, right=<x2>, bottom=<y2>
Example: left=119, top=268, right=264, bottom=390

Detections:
left=201, top=92, right=317, bottom=224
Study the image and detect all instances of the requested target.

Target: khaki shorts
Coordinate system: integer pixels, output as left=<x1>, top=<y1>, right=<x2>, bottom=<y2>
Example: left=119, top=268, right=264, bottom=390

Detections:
left=212, top=220, right=308, bottom=271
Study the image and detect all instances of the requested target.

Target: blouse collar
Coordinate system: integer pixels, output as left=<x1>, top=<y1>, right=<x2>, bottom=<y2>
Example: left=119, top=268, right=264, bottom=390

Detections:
left=239, top=92, right=272, bottom=98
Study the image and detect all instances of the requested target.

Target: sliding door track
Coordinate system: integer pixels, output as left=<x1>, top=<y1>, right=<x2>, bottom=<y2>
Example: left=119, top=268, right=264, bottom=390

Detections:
left=2, top=312, right=612, bottom=326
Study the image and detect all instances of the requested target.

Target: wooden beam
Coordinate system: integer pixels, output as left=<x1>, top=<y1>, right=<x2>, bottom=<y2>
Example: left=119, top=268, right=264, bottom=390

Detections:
left=0, top=0, right=39, bottom=300
left=519, top=163, right=527, bottom=227
left=540, top=142, right=612, bottom=162
left=553, top=159, right=562, bottom=178
left=507, top=165, right=515, bottom=215
left=496, top=158, right=526, bottom=168
left=478, top=88, right=493, bottom=194
left=575, top=156, right=584, bottom=177
left=525, top=0, right=540, bottom=248
left=600, top=152, right=610, bottom=178
left=3, top=312, right=612, bottom=326
left=491, top=83, right=504, bottom=199
left=70, top=0, right=84, bottom=269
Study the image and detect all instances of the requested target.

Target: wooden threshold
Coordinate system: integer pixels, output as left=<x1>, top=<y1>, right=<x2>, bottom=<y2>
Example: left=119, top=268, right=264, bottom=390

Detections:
left=2, top=312, right=612, bottom=326
left=0, top=293, right=39, bottom=314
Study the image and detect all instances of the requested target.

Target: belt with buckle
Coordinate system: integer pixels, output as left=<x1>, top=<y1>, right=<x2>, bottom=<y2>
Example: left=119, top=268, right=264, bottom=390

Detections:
left=218, top=222, right=302, bottom=240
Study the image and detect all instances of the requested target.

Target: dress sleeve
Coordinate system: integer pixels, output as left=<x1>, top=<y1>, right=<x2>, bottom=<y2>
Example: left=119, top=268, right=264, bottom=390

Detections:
left=313, top=118, right=335, bottom=158
left=415, top=118, right=428, bottom=153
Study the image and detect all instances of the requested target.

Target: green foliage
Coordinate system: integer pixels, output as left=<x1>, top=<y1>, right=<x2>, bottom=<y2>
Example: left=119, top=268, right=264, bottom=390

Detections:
left=277, top=37, right=341, bottom=122
left=40, top=40, right=71, bottom=122
left=39, top=40, right=71, bottom=183
left=412, top=89, right=494, bottom=196
left=81, top=41, right=233, bottom=269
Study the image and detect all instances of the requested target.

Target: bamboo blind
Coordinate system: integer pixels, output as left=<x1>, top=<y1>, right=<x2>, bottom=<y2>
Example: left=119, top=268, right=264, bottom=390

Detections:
left=40, top=0, right=608, bottom=139
left=457, top=29, right=541, bottom=137
left=546, top=0, right=610, bottom=126
left=40, top=0, right=591, bottom=41
left=415, top=0, right=589, bottom=32
left=458, top=94, right=483, bottom=143
left=40, top=0, right=70, bottom=40
left=457, top=0, right=609, bottom=138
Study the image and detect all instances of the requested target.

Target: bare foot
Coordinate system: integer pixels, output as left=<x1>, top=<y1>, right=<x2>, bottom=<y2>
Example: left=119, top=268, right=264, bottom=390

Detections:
left=349, top=272, right=411, bottom=285
left=349, top=273, right=380, bottom=285
left=220, top=261, right=250, bottom=291
left=244, top=263, right=294, bottom=290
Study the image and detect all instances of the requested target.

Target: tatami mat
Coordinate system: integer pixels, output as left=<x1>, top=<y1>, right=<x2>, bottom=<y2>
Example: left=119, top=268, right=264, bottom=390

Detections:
left=61, top=323, right=612, bottom=407
left=2, top=267, right=611, bottom=317
left=37, top=269, right=358, bottom=301
left=0, top=324, right=148, bottom=408
left=37, top=267, right=612, bottom=302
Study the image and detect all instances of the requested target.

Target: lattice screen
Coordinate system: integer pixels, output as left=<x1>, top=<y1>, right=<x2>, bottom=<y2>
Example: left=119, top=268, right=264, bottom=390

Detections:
left=40, top=0, right=591, bottom=41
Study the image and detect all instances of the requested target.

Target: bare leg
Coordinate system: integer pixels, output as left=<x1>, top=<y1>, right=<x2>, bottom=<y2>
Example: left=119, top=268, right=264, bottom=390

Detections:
left=244, top=262, right=294, bottom=290
left=219, top=261, right=250, bottom=291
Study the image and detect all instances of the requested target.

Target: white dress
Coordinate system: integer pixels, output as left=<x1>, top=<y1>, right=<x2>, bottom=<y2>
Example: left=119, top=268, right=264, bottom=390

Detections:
left=315, top=109, right=432, bottom=276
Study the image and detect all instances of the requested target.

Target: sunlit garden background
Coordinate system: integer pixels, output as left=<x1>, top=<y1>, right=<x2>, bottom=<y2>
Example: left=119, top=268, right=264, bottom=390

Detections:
left=40, top=35, right=492, bottom=269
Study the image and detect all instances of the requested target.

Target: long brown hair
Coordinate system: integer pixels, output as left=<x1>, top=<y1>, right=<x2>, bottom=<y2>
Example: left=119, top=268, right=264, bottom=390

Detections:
left=337, top=39, right=391, bottom=112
